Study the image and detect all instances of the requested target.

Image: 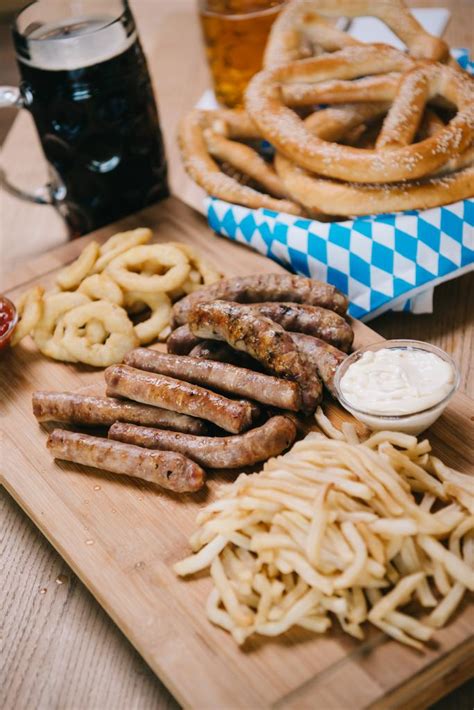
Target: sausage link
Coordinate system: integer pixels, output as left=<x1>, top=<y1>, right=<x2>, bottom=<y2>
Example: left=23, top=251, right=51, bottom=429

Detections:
left=32, top=391, right=208, bottom=434
left=172, top=273, right=348, bottom=326
left=47, top=429, right=205, bottom=493
left=104, top=364, right=259, bottom=434
left=188, top=300, right=322, bottom=414
left=248, top=303, right=353, bottom=352
left=290, top=332, right=346, bottom=396
left=109, top=415, right=297, bottom=469
left=167, top=325, right=201, bottom=354
left=189, top=339, right=262, bottom=370
left=168, top=301, right=353, bottom=355
left=124, top=349, right=300, bottom=411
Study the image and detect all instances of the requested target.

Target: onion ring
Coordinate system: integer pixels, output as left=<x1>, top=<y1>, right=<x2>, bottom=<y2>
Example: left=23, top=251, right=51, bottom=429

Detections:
left=33, top=292, right=90, bottom=362
left=106, top=244, right=190, bottom=293
left=11, top=285, right=44, bottom=346
left=124, top=291, right=172, bottom=344
left=60, top=300, right=139, bottom=367
left=56, top=242, right=100, bottom=290
left=78, top=273, right=124, bottom=305
left=92, top=228, right=152, bottom=273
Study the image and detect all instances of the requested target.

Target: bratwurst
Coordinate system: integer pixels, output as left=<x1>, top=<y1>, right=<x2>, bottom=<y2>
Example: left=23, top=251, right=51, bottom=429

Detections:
left=167, top=325, right=201, bottom=355
left=189, top=340, right=259, bottom=369
left=32, top=391, right=208, bottom=434
left=47, top=429, right=205, bottom=493
left=188, top=300, right=322, bottom=413
left=167, top=301, right=353, bottom=354
left=104, top=364, right=259, bottom=434
left=290, top=332, right=346, bottom=396
left=172, top=273, right=348, bottom=326
left=124, top=349, right=300, bottom=411
left=109, top=415, right=297, bottom=469
left=248, top=303, right=353, bottom=352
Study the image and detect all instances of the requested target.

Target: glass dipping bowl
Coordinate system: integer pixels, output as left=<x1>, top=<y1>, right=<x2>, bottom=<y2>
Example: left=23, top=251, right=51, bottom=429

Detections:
left=334, top=339, right=460, bottom=435
left=0, top=296, right=18, bottom=351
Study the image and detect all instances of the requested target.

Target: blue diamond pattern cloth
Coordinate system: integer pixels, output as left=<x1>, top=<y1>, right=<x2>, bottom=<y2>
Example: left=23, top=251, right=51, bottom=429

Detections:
left=205, top=50, right=473, bottom=322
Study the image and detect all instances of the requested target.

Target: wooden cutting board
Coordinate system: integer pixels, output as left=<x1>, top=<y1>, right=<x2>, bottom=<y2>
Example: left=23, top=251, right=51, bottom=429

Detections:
left=2, top=197, right=473, bottom=710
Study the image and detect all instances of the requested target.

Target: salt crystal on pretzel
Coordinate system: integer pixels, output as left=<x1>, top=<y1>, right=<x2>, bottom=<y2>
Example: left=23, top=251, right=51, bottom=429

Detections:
left=246, top=45, right=474, bottom=184
left=264, top=0, right=449, bottom=68
left=178, top=109, right=303, bottom=215
left=274, top=104, right=474, bottom=215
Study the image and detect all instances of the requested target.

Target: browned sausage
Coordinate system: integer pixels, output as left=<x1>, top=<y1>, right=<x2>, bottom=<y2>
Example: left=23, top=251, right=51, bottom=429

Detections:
left=172, top=273, right=348, bottom=326
left=248, top=303, right=353, bottom=352
left=124, top=349, right=301, bottom=411
left=47, top=429, right=205, bottom=493
left=190, top=339, right=263, bottom=371
left=188, top=300, right=322, bottom=414
left=109, top=416, right=297, bottom=469
left=290, top=332, right=346, bottom=396
left=167, top=325, right=201, bottom=354
left=32, top=391, right=208, bottom=434
left=190, top=340, right=240, bottom=363
left=104, top=364, right=259, bottom=434
left=168, top=301, right=353, bottom=354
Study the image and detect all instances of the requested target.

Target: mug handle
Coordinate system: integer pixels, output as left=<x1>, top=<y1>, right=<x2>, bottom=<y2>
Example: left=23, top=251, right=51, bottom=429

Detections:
left=0, top=85, right=53, bottom=204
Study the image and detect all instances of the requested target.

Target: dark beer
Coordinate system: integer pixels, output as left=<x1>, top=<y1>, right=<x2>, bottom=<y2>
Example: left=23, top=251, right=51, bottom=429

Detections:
left=13, top=15, right=168, bottom=235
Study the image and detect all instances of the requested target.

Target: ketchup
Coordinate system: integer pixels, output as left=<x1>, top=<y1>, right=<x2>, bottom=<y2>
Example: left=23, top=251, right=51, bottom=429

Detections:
left=0, top=296, right=18, bottom=349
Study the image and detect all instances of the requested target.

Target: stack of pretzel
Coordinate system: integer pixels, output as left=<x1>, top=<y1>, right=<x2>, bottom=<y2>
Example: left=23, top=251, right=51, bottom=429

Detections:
left=179, top=0, right=474, bottom=218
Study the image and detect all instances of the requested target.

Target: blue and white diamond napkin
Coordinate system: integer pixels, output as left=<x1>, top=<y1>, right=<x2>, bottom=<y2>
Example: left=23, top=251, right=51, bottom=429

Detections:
left=207, top=192, right=473, bottom=321
left=205, top=48, right=473, bottom=321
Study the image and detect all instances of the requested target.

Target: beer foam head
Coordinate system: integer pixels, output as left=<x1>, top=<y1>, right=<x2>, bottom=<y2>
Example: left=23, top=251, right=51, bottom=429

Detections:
left=22, top=17, right=136, bottom=70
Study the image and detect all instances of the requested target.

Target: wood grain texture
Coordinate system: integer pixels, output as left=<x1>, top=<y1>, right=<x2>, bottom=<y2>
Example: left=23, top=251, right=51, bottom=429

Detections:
left=0, top=492, right=178, bottom=710
left=1, top=1, right=473, bottom=708
left=2, top=197, right=474, bottom=710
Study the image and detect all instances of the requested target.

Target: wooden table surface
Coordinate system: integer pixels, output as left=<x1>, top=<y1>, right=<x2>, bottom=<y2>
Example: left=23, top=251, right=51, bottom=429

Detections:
left=1, top=1, right=473, bottom=708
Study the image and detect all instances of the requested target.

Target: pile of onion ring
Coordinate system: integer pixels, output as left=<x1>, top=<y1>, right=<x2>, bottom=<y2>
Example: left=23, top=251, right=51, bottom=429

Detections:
left=11, top=229, right=222, bottom=367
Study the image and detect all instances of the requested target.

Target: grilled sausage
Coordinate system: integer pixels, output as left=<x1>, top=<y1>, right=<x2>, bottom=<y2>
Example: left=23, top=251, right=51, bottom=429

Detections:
left=167, top=325, right=201, bottom=355
left=168, top=300, right=353, bottom=355
left=189, top=339, right=262, bottom=371
left=290, top=332, right=346, bottom=396
left=104, top=364, right=259, bottom=434
left=191, top=340, right=240, bottom=363
left=47, top=429, right=205, bottom=493
left=32, top=391, right=208, bottom=434
left=188, top=300, right=322, bottom=413
left=124, top=349, right=301, bottom=411
left=109, top=416, right=297, bottom=469
left=172, top=273, right=348, bottom=326
left=248, top=303, right=353, bottom=352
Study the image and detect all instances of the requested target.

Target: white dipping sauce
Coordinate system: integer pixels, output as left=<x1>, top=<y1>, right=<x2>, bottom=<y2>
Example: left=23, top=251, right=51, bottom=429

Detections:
left=340, top=348, right=455, bottom=416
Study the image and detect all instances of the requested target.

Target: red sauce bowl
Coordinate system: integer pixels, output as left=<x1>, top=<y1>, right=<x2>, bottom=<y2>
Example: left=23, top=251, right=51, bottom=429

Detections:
left=0, top=296, right=18, bottom=350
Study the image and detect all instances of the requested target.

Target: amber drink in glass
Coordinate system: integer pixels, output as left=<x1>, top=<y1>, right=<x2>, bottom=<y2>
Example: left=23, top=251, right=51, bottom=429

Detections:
left=198, top=0, right=285, bottom=108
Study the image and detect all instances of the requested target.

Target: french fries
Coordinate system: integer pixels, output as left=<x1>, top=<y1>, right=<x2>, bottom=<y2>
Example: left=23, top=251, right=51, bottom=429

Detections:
left=174, top=408, right=474, bottom=648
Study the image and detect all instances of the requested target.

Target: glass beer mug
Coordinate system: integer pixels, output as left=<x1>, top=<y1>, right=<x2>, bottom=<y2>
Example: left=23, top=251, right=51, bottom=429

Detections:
left=0, top=0, right=168, bottom=236
left=199, top=0, right=286, bottom=108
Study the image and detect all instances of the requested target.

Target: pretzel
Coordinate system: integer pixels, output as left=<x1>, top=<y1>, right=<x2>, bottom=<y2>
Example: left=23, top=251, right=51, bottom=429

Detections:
left=246, top=45, right=474, bottom=184
left=282, top=72, right=404, bottom=107
left=264, top=0, right=449, bottom=67
left=274, top=105, right=474, bottom=215
left=178, top=109, right=302, bottom=214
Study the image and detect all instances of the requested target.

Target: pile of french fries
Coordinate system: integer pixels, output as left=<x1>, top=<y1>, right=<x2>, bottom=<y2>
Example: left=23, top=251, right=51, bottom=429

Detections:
left=174, top=409, right=474, bottom=648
